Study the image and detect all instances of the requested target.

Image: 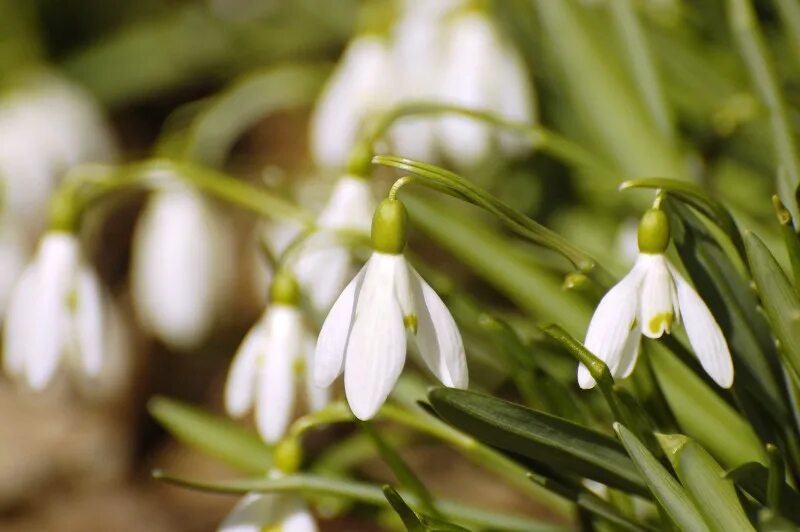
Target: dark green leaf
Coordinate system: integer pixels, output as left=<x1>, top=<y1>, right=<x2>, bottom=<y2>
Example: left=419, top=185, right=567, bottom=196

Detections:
left=428, top=387, right=647, bottom=495
left=383, top=485, right=426, bottom=531
left=726, top=462, right=800, bottom=524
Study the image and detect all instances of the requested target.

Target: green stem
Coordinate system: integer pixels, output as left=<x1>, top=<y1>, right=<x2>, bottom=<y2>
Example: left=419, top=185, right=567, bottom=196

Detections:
left=153, top=471, right=567, bottom=531
left=727, top=0, right=800, bottom=222
left=776, top=0, right=800, bottom=64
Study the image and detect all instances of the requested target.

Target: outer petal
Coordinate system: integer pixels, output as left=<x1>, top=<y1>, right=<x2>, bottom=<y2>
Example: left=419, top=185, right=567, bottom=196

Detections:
left=317, top=175, right=375, bottom=232
left=218, top=493, right=278, bottom=532
left=294, top=245, right=353, bottom=312
left=25, top=233, right=78, bottom=390
left=303, top=337, right=330, bottom=412
left=224, top=320, right=268, bottom=418
left=638, top=254, right=678, bottom=339
left=670, top=265, right=734, bottom=388
left=278, top=500, right=319, bottom=532
left=410, top=268, right=468, bottom=388
left=313, top=265, right=366, bottom=387
left=75, top=267, right=104, bottom=377
left=255, top=306, right=302, bottom=442
left=580, top=259, right=646, bottom=389
left=3, top=265, right=39, bottom=378
left=344, top=254, right=407, bottom=420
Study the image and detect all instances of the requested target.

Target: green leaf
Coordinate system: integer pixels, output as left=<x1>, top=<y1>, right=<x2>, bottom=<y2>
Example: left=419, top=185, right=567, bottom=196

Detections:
left=726, top=462, right=800, bottom=525
left=383, top=485, right=426, bottom=532
left=668, top=200, right=789, bottom=428
left=614, top=424, right=710, bottom=532
left=153, top=471, right=563, bottom=531
left=148, top=396, right=271, bottom=475
left=183, top=64, right=329, bottom=167
left=621, top=178, right=743, bottom=255
left=744, top=231, right=800, bottom=379
left=773, top=195, right=800, bottom=292
left=657, top=434, right=755, bottom=532
left=647, top=341, right=767, bottom=467
left=427, top=387, right=648, bottom=496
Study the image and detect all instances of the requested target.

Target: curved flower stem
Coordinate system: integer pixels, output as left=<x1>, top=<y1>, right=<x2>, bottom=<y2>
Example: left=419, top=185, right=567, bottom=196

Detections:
left=48, top=158, right=314, bottom=232
left=152, top=471, right=567, bottom=531
left=349, top=101, right=618, bottom=183
left=287, top=400, right=573, bottom=519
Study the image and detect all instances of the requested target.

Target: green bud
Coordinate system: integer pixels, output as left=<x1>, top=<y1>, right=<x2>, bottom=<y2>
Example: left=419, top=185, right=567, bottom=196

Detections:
left=371, top=198, right=408, bottom=254
left=637, top=208, right=670, bottom=254
left=345, top=142, right=374, bottom=178
left=274, top=437, right=303, bottom=474
left=269, top=270, right=299, bottom=305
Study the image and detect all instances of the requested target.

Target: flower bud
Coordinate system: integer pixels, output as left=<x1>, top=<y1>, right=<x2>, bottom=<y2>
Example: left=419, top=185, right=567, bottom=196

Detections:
left=637, top=208, right=670, bottom=254
left=371, top=198, right=408, bottom=254
left=274, top=437, right=303, bottom=474
left=269, top=269, right=300, bottom=305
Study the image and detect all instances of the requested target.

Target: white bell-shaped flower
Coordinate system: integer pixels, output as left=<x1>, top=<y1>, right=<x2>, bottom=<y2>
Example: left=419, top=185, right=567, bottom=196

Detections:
left=314, top=198, right=468, bottom=420
left=131, top=180, right=233, bottom=350
left=225, top=272, right=328, bottom=443
left=2, top=231, right=104, bottom=390
left=310, top=34, right=395, bottom=169
left=579, top=209, right=733, bottom=389
left=293, top=175, right=375, bottom=311
left=436, top=9, right=535, bottom=166
left=218, top=491, right=317, bottom=532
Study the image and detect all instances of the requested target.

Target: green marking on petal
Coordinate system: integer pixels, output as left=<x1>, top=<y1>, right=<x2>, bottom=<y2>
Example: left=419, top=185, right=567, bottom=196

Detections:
left=404, top=314, right=418, bottom=334
left=292, top=357, right=305, bottom=376
left=649, top=312, right=674, bottom=335
left=65, top=288, right=79, bottom=313
left=262, top=525, right=282, bottom=532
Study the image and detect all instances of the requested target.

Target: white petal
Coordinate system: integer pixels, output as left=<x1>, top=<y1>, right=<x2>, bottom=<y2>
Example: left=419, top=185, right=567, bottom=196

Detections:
left=304, top=337, right=330, bottom=412
left=638, top=254, right=678, bottom=339
left=344, top=254, right=407, bottom=420
left=0, top=217, right=29, bottom=320
left=495, top=44, right=536, bottom=154
left=581, top=259, right=646, bottom=389
left=313, top=265, right=366, bottom=387
left=224, top=320, right=268, bottom=418
left=390, top=254, right=416, bottom=324
left=255, top=306, right=302, bottom=442
left=294, top=245, right=353, bottom=312
left=410, top=269, right=468, bottom=388
left=3, top=266, right=39, bottom=378
left=615, top=325, right=641, bottom=379
left=218, top=493, right=278, bottom=532
left=279, top=500, right=319, bottom=532
left=670, top=265, right=734, bottom=388
left=131, top=185, right=230, bottom=350
left=25, top=232, right=79, bottom=390
left=75, top=267, right=104, bottom=377
left=317, top=175, right=375, bottom=232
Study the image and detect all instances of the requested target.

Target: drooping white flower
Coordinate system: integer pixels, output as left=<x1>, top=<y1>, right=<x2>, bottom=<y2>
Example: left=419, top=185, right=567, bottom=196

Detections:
left=218, top=491, right=317, bottom=532
left=310, top=34, right=395, bottom=169
left=579, top=209, right=733, bottom=389
left=2, top=232, right=104, bottom=390
left=225, top=273, right=328, bottom=443
left=436, top=10, right=536, bottom=166
left=292, top=175, right=375, bottom=311
left=314, top=199, right=467, bottom=420
left=131, top=181, right=233, bottom=350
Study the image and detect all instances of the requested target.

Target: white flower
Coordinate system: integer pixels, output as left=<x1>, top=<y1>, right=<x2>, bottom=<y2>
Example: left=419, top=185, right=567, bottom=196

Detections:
left=2, top=232, right=104, bottom=390
left=218, top=491, right=317, bottom=532
left=225, top=304, right=328, bottom=443
left=131, top=182, right=233, bottom=350
left=579, top=245, right=733, bottom=390
left=293, top=175, right=375, bottom=311
left=314, top=251, right=468, bottom=420
left=0, top=216, right=29, bottom=320
left=310, top=35, right=395, bottom=169
left=436, top=10, right=536, bottom=166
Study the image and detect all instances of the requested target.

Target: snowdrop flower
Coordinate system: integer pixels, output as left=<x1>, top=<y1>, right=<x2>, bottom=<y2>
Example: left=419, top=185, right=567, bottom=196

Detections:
left=436, top=9, right=536, bottom=166
left=310, top=34, right=395, bottom=169
left=315, top=198, right=468, bottom=420
left=3, top=231, right=104, bottom=390
left=131, top=180, right=233, bottom=350
left=293, top=174, right=375, bottom=311
left=218, top=491, right=317, bottom=532
left=579, top=208, right=733, bottom=389
left=225, top=271, right=328, bottom=443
